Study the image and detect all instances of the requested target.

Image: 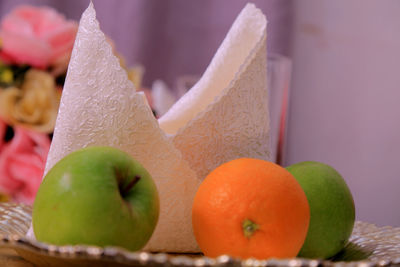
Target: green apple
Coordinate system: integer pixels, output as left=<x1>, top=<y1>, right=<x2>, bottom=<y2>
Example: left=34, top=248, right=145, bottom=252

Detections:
left=286, top=161, right=355, bottom=259
left=32, top=146, right=159, bottom=251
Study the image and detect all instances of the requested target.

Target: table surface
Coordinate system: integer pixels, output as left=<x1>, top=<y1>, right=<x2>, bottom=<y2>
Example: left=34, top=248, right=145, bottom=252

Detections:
left=0, top=248, right=34, bottom=267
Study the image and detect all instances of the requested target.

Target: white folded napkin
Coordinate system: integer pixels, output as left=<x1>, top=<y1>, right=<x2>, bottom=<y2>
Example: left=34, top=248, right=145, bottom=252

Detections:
left=28, top=2, right=270, bottom=253
left=159, top=2, right=270, bottom=179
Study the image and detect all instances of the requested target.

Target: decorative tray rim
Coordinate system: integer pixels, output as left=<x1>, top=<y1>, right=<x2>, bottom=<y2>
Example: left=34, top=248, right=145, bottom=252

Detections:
left=1, top=234, right=397, bottom=267
left=0, top=203, right=399, bottom=267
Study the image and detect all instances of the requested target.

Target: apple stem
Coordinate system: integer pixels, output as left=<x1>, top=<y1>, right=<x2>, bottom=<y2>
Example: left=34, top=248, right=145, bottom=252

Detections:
left=242, top=219, right=259, bottom=239
left=121, top=175, right=141, bottom=196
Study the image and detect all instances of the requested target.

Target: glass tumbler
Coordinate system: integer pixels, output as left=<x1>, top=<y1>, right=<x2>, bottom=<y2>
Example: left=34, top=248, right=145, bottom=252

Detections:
left=267, top=53, right=292, bottom=164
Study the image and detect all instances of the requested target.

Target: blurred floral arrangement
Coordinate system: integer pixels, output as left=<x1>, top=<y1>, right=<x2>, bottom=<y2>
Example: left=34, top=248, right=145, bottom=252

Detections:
left=0, top=5, right=145, bottom=205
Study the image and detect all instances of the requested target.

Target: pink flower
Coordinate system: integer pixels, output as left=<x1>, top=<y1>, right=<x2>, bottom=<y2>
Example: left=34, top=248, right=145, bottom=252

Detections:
left=0, top=125, right=50, bottom=205
left=0, top=5, right=77, bottom=68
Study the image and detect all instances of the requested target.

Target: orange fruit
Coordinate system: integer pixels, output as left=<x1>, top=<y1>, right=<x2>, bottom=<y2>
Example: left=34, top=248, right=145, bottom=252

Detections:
left=192, top=158, right=310, bottom=259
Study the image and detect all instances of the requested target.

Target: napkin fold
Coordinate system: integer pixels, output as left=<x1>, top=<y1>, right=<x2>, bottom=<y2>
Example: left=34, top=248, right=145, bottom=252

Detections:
left=28, top=2, right=270, bottom=253
left=159, top=3, right=270, bottom=180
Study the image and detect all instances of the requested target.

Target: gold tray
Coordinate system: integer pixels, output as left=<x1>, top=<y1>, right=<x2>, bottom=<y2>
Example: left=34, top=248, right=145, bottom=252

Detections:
left=0, top=202, right=399, bottom=267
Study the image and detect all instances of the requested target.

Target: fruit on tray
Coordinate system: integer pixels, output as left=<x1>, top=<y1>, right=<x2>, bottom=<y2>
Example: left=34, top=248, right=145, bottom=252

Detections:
left=286, top=161, right=355, bottom=259
left=32, top=146, right=159, bottom=251
left=192, top=158, right=310, bottom=259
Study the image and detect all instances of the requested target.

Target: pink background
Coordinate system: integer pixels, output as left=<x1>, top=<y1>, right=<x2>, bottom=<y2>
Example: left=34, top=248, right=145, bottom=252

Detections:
left=287, top=0, right=400, bottom=227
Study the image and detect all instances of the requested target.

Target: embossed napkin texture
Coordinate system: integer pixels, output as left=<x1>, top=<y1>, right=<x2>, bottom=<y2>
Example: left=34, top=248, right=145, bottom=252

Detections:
left=28, top=2, right=270, bottom=253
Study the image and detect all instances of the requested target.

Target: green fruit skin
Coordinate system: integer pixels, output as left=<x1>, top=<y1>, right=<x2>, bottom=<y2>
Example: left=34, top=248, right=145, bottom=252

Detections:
left=286, top=161, right=355, bottom=259
left=32, top=146, right=159, bottom=251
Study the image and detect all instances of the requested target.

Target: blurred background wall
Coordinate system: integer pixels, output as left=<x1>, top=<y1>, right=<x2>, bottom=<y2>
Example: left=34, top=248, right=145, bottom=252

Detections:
left=286, top=0, right=400, bottom=227
left=0, top=0, right=399, bottom=227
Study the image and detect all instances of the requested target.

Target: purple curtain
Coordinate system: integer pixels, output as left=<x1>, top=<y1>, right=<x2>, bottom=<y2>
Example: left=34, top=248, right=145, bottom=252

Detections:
left=0, top=0, right=293, bottom=87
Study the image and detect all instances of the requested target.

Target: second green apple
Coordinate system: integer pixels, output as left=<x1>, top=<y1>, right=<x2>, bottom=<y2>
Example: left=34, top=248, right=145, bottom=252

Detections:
left=286, top=161, right=355, bottom=259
